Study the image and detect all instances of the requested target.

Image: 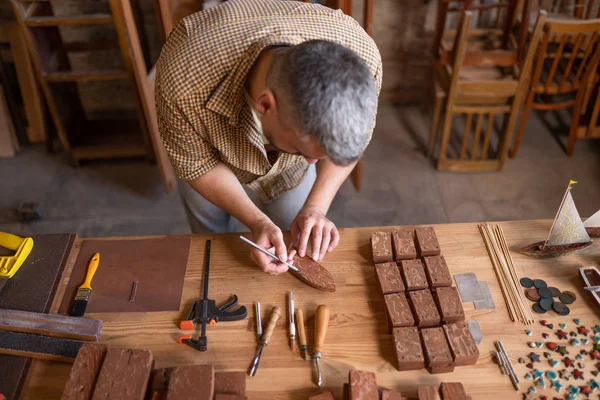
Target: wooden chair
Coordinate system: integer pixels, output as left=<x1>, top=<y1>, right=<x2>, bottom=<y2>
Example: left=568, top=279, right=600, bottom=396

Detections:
left=509, top=18, right=600, bottom=157
left=429, top=10, right=547, bottom=171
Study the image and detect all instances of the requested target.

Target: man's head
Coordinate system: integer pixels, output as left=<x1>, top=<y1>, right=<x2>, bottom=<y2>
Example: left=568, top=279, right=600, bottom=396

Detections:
left=251, top=40, right=378, bottom=165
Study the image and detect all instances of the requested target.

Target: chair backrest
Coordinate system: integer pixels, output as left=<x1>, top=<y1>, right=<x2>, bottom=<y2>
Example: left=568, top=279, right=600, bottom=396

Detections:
left=551, top=0, right=600, bottom=19
left=530, top=18, right=600, bottom=95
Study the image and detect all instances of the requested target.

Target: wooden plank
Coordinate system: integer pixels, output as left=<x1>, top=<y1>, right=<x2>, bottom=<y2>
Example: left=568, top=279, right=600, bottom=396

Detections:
left=61, top=344, right=107, bottom=400
left=0, top=309, right=102, bottom=341
left=91, top=348, right=153, bottom=400
left=0, top=87, right=18, bottom=157
left=71, top=144, right=148, bottom=160
left=23, top=14, right=113, bottom=27
left=44, top=69, right=128, bottom=82
left=0, top=330, right=83, bottom=362
left=8, top=23, right=46, bottom=143
left=456, top=81, right=518, bottom=98
left=19, top=221, right=600, bottom=399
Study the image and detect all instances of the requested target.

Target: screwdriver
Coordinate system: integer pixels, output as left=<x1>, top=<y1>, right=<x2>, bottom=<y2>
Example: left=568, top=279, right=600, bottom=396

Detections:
left=296, top=308, right=308, bottom=360
left=313, top=304, right=330, bottom=387
left=249, top=306, right=281, bottom=376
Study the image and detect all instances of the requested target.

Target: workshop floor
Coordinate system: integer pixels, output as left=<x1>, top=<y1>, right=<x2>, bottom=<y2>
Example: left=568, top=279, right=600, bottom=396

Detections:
left=1, top=104, right=599, bottom=238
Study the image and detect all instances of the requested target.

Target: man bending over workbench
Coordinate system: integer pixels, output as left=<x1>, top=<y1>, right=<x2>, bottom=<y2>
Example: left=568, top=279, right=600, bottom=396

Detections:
left=155, top=0, right=382, bottom=275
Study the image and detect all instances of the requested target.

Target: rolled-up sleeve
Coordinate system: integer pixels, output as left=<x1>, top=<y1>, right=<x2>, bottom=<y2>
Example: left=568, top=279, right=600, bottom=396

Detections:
left=156, top=92, right=219, bottom=181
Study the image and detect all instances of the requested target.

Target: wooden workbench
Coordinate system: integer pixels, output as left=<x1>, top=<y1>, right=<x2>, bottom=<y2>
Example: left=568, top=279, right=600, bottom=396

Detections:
left=20, top=220, right=600, bottom=399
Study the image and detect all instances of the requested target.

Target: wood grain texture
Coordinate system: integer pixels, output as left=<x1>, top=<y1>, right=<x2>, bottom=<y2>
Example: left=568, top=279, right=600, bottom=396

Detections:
left=440, top=382, right=468, bottom=400
left=0, top=309, right=102, bottom=341
left=61, top=343, right=107, bottom=400
left=20, top=221, right=600, bottom=399
left=91, top=348, right=153, bottom=400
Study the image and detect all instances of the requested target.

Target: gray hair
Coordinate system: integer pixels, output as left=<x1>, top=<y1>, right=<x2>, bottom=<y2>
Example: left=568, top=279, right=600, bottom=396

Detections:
left=267, top=40, right=377, bottom=166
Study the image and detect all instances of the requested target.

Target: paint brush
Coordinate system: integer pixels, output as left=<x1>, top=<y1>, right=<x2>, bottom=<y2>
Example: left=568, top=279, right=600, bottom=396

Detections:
left=239, top=236, right=301, bottom=273
left=69, top=253, right=100, bottom=317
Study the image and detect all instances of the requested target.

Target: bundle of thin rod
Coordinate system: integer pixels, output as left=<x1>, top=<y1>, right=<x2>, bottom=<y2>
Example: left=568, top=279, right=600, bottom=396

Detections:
left=478, top=224, right=535, bottom=325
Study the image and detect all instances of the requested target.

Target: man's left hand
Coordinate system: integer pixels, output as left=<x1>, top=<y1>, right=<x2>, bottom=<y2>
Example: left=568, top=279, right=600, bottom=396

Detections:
left=289, top=205, right=339, bottom=262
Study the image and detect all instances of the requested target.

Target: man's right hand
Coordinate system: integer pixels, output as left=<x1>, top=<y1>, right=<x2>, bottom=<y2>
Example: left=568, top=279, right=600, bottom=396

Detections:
left=250, top=217, right=290, bottom=275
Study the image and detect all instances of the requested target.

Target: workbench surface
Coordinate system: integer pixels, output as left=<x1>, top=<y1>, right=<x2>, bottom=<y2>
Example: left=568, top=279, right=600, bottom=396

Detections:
left=21, top=220, right=600, bottom=399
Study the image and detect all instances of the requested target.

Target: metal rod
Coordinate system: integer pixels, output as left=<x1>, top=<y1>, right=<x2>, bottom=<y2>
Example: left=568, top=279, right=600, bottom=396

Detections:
left=203, top=240, right=211, bottom=300
left=239, top=236, right=300, bottom=273
left=255, top=302, right=262, bottom=339
left=315, top=356, right=323, bottom=387
left=249, top=344, right=265, bottom=377
left=495, top=341, right=519, bottom=390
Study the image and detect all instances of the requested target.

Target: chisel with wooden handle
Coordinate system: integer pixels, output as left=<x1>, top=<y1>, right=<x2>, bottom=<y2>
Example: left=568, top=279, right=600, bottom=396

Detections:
left=313, top=304, right=330, bottom=387
left=296, top=308, right=308, bottom=360
left=249, top=306, right=281, bottom=376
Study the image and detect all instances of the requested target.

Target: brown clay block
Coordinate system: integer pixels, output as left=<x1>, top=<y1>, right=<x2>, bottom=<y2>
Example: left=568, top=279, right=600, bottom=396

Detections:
left=91, top=348, right=153, bottom=400
left=418, top=386, right=441, bottom=400
left=408, top=290, right=441, bottom=328
left=381, top=389, right=405, bottom=400
left=375, top=263, right=405, bottom=294
left=214, top=371, right=245, bottom=395
left=61, top=344, right=107, bottom=400
left=308, top=392, right=335, bottom=400
left=348, top=370, right=378, bottom=400
left=434, top=287, right=465, bottom=324
left=166, top=364, right=214, bottom=400
left=214, top=395, right=246, bottom=400
left=440, top=382, right=468, bottom=400
left=392, top=327, right=425, bottom=371
left=399, top=259, right=428, bottom=291
left=372, top=232, right=393, bottom=263
left=443, top=322, right=479, bottom=366
left=415, top=227, right=441, bottom=257
left=422, top=256, right=452, bottom=288
left=421, top=327, right=454, bottom=374
left=392, top=230, right=417, bottom=260
left=384, top=293, right=414, bottom=328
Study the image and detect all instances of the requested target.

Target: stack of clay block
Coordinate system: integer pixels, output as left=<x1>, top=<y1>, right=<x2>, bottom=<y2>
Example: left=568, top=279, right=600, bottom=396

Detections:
left=371, top=227, right=479, bottom=374
left=309, top=369, right=472, bottom=400
left=60, top=343, right=246, bottom=400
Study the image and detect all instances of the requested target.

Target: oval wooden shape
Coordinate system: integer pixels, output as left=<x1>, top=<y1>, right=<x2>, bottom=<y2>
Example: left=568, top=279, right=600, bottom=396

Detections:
left=290, top=256, right=336, bottom=292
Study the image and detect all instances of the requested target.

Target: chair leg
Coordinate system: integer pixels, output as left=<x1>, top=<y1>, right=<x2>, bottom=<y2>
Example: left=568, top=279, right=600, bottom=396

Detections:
left=437, top=106, right=455, bottom=169
left=509, top=90, right=535, bottom=158
left=428, top=95, right=444, bottom=159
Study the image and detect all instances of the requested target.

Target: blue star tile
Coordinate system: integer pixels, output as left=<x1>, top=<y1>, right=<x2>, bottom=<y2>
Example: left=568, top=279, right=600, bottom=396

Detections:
left=590, top=380, right=600, bottom=391
left=553, top=380, right=564, bottom=392
left=533, top=370, right=545, bottom=379
left=569, top=385, right=580, bottom=395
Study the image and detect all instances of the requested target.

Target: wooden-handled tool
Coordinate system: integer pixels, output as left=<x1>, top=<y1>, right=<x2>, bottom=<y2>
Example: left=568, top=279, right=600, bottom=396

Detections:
left=296, top=308, right=307, bottom=360
left=69, top=253, right=100, bottom=317
left=249, top=306, right=281, bottom=376
left=313, top=304, right=330, bottom=387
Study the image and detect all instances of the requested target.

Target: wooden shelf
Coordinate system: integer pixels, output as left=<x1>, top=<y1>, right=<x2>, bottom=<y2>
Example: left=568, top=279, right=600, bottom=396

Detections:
left=23, top=14, right=112, bottom=27
left=44, top=69, right=128, bottom=82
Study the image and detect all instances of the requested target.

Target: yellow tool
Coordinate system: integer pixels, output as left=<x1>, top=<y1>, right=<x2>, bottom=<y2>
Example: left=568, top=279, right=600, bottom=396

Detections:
left=0, top=232, right=34, bottom=290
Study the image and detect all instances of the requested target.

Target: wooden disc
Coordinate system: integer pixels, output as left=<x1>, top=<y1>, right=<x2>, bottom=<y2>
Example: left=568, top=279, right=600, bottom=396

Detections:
left=290, top=256, right=336, bottom=292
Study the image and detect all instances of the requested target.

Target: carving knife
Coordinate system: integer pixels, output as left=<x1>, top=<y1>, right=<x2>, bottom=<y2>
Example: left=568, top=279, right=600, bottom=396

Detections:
left=239, top=236, right=301, bottom=273
left=249, top=306, right=281, bottom=376
left=69, top=253, right=100, bottom=317
left=313, top=304, right=330, bottom=387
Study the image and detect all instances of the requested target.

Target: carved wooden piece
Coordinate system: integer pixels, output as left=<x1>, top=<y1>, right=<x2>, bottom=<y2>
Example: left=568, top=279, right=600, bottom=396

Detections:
left=418, top=386, right=441, bottom=400
left=392, top=230, right=417, bottom=260
left=433, top=287, right=465, bottom=324
left=91, top=348, right=153, bottom=400
left=61, top=344, right=107, bottom=400
left=384, top=293, right=414, bottom=328
left=214, top=371, right=246, bottom=396
left=348, top=370, right=378, bottom=400
left=0, top=309, right=102, bottom=341
left=443, top=322, right=479, bottom=366
left=399, top=259, right=429, bottom=291
left=166, top=364, right=214, bottom=400
left=308, top=392, right=335, bottom=400
left=371, top=232, right=393, bottom=263
left=392, top=327, right=425, bottom=371
left=423, top=256, right=452, bottom=288
left=291, top=256, right=336, bottom=292
left=375, top=263, right=405, bottom=294
left=415, top=227, right=441, bottom=257
left=440, top=382, right=468, bottom=400
left=421, top=327, right=454, bottom=374
left=381, top=390, right=405, bottom=400
left=408, top=290, right=441, bottom=328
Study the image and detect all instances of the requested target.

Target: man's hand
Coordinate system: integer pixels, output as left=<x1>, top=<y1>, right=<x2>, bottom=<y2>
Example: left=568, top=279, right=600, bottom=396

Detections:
left=249, top=217, right=291, bottom=275
left=290, top=205, right=339, bottom=262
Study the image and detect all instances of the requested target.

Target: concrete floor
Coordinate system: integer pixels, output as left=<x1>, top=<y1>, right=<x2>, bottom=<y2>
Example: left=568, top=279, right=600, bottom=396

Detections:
left=1, top=104, right=599, bottom=238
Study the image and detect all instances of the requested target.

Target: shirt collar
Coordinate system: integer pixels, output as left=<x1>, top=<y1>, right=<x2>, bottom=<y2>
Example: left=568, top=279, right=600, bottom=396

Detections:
left=205, top=34, right=303, bottom=126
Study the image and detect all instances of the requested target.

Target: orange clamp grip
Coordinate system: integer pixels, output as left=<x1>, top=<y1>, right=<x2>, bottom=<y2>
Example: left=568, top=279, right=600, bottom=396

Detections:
left=180, top=320, right=194, bottom=330
left=178, top=335, right=192, bottom=344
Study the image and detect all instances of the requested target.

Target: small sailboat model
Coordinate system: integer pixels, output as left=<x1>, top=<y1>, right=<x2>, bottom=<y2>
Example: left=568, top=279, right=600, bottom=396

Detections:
left=584, top=209, right=600, bottom=237
left=519, top=180, right=593, bottom=257
left=580, top=266, right=600, bottom=309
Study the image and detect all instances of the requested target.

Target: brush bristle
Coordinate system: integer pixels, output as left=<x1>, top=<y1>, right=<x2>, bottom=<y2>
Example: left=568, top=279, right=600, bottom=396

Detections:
left=69, top=288, right=91, bottom=317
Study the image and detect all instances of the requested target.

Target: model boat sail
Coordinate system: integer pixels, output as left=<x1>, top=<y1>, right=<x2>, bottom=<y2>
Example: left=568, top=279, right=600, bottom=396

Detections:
left=584, top=209, right=600, bottom=237
left=519, top=180, right=593, bottom=257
